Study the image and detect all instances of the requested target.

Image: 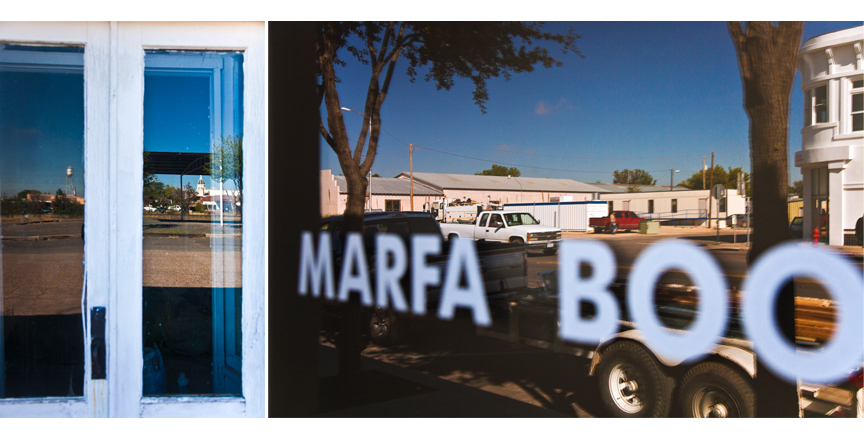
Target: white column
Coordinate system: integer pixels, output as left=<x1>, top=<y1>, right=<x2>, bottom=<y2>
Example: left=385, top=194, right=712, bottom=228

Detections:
left=828, top=161, right=845, bottom=246
left=802, top=167, right=813, bottom=238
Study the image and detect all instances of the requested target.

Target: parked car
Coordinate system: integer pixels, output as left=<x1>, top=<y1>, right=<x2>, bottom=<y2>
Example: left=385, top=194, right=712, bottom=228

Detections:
left=319, top=211, right=529, bottom=346
left=589, top=211, right=646, bottom=234
left=439, top=210, right=562, bottom=255
left=789, top=216, right=804, bottom=239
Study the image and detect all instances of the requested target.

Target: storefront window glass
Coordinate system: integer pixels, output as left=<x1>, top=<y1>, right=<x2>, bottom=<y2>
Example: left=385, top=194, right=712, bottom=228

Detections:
left=142, top=50, right=243, bottom=396
left=0, top=45, right=85, bottom=399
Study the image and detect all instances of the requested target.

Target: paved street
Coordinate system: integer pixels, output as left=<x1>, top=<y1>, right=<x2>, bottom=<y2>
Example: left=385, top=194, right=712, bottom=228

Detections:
left=1, top=218, right=241, bottom=316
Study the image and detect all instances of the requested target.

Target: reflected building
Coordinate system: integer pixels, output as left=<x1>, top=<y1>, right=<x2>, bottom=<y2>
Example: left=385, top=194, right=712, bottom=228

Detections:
left=795, top=25, right=864, bottom=246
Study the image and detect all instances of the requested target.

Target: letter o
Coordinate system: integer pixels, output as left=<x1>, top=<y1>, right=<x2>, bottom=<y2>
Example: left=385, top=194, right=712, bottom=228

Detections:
left=628, top=240, right=728, bottom=362
left=742, top=243, right=863, bottom=384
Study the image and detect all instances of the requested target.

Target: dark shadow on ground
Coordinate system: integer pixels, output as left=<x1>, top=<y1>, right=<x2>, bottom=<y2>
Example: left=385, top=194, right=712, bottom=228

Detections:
left=322, top=314, right=608, bottom=417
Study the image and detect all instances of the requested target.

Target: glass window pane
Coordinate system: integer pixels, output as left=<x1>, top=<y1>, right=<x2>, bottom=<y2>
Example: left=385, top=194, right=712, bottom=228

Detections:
left=814, top=86, right=827, bottom=123
left=1, top=45, right=85, bottom=399
left=142, top=50, right=243, bottom=396
left=852, top=93, right=863, bottom=113
left=853, top=113, right=863, bottom=132
left=852, top=79, right=863, bottom=89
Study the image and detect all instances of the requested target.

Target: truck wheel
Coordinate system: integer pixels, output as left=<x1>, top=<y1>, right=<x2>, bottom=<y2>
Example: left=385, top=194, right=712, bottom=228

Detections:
left=679, top=362, right=755, bottom=418
left=597, top=341, right=674, bottom=418
left=510, top=237, right=524, bottom=245
left=448, top=234, right=458, bottom=241
left=368, top=307, right=406, bottom=347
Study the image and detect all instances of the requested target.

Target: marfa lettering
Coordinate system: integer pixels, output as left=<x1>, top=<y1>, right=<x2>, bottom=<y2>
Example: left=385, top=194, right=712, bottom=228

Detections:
left=299, top=231, right=863, bottom=384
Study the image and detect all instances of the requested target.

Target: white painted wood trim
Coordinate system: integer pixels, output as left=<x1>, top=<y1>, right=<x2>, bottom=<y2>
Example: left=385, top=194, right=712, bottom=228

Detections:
left=140, top=396, right=245, bottom=418
left=117, top=21, right=266, bottom=418
left=0, top=20, right=106, bottom=418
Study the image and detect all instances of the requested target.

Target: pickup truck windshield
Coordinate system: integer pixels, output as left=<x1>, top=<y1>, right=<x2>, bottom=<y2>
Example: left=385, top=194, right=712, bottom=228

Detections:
left=504, top=212, right=539, bottom=226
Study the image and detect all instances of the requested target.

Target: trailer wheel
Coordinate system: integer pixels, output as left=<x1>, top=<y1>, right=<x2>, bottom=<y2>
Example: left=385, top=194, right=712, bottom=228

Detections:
left=368, top=307, right=406, bottom=346
left=597, top=341, right=674, bottom=418
left=679, top=362, right=755, bottom=418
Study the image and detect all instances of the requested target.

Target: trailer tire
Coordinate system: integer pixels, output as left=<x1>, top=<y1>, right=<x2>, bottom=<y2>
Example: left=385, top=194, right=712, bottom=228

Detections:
left=368, top=307, right=407, bottom=347
left=679, top=362, right=755, bottom=418
left=597, top=341, right=674, bottom=418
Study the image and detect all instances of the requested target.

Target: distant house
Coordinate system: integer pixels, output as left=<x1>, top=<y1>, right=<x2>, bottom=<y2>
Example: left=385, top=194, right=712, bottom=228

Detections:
left=794, top=25, right=863, bottom=246
left=588, top=183, right=746, bottom=227
left=320, top=169, right=445, bottom=216
left=394, top=172, right=609, bottom=207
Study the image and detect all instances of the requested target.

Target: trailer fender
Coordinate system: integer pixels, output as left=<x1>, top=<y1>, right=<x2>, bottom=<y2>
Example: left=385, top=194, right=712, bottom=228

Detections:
left=588, top=330, right=755, bottom=378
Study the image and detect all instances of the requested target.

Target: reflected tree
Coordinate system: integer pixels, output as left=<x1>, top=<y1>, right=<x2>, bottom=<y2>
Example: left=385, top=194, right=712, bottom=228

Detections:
left=727, top=20, right=803, bottom=418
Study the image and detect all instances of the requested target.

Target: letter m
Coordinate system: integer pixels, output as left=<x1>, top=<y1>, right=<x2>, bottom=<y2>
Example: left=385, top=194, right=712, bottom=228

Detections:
left=298, top=231, right=335, bottom=299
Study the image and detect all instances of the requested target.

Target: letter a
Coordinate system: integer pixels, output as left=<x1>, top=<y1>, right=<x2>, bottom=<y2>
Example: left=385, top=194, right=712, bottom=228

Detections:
left=438, top=239, right=491, bottom=326
left=337, top=233, right=373, bottom=306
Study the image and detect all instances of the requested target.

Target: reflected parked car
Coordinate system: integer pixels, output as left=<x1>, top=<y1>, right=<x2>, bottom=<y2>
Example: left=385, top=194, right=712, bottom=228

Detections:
left=789, top=216, right=804, bottom=239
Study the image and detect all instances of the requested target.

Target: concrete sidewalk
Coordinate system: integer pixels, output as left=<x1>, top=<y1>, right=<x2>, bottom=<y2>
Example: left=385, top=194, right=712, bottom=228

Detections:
left=315, top=345, right=568, bottom=417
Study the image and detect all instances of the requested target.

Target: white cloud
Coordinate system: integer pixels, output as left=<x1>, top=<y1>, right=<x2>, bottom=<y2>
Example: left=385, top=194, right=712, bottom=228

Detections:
left=535, top=101, right=551, bottom=115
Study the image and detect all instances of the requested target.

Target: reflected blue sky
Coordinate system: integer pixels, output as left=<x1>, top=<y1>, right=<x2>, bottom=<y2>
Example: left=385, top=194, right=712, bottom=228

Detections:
left=321, top=21, right=863, bottom=184
left=144, top=74, right=220, bottom=190
left=0, top=68, right=84, bottom=197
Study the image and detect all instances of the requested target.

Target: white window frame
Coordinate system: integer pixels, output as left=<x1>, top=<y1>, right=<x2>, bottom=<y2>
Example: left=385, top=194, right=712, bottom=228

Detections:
left=0, top=21, right=265, bottom=418
left=848, top=76, right=863, bottom=134
left=804, top=83, right=829, bottom=127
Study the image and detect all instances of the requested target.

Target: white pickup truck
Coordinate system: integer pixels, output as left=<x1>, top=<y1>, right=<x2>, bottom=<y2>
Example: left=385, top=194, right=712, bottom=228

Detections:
left=440, top=210, right=562, bottom=255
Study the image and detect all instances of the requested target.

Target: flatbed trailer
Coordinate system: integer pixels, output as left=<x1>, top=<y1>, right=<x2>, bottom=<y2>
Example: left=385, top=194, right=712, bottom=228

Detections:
left=477, top=271, right=863, bottom=418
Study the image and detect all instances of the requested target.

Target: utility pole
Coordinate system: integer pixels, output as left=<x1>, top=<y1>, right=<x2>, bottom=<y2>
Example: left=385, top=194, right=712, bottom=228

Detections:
left=702, top=156, right=706, bottom=190
left=410, top=143, right=414, bottom=211
left=708, top=152, right=715, bottom=229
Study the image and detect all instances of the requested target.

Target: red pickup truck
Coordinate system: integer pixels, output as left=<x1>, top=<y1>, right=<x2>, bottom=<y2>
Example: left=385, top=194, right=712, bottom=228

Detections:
left=589, top=211, right=647, bottom=233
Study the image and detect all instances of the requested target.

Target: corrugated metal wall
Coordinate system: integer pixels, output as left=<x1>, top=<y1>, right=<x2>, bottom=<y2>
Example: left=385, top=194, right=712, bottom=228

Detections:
left=788, top=200, right=803, bottom=224
left=503, top=201, right=608, bottom=231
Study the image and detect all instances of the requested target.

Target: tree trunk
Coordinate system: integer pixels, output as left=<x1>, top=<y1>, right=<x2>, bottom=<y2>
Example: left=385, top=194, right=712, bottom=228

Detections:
left=728, top=21, right=803, bottom=418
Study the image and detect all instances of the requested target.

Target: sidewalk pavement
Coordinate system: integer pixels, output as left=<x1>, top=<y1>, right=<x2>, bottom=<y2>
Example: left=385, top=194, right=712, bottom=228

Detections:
left=315, top=345, right=568, bottom=417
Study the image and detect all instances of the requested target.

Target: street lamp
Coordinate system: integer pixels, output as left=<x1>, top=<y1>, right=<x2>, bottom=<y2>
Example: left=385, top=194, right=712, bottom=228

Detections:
left=508, top=174, right=522, bottom=202
left=670, top=169, right=679, bottom=191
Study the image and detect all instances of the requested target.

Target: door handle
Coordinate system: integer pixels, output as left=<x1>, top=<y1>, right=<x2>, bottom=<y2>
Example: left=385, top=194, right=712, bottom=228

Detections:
left=91, top=307, right=106, bottom=379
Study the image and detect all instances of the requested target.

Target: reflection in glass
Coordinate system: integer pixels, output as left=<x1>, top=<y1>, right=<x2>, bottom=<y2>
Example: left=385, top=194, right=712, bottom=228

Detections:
left=0, top=45, right=85, bottom=398
left=142, top=51, right=243, bottom=396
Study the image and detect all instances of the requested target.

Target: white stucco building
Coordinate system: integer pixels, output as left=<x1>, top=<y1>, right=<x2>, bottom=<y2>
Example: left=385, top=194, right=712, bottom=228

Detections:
left=320, top=169, right=445, bottom=216
left=396, top=172, right=610, bottom=206
left=593, top=184, right=747, bottom=228
left=794, top=25, right=864, bottom=246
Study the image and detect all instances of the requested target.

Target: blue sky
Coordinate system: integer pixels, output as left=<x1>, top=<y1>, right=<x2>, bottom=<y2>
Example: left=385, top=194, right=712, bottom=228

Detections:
left=0, top=50, right=241, bottom=199
left=320, top=21, right=863, bottom=186
left=1, top=68, right=85, bottom=197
